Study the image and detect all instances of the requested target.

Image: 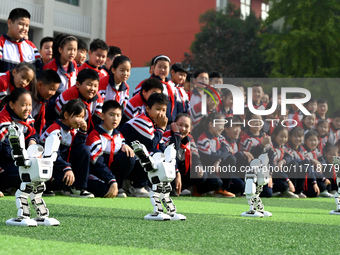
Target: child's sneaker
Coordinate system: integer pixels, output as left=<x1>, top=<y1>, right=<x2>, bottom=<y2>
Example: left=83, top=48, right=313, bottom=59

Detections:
left=280, top=190, right=299, bottom=198
left=43, top=190, right=55, bottom=197
left=298, top=192, right=307, bottom=198
left=70, top=188, right=94, bottom=198
left=319, top=190, right=334, bottom=198
left=128, top=186, right=149, bottom=197
left=213, top=189, right=235, bottom=198
left=116, top=188, right=127, bottom=198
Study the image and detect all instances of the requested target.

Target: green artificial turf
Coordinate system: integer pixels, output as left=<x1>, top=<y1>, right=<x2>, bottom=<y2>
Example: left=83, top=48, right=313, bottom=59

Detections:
left=0, top=195, right=338, bottom=255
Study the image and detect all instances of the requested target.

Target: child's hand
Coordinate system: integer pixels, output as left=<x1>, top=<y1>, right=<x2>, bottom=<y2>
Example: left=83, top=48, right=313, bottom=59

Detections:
left=63, top=170, right=75, bottom=186
left=104, top=182, right=118, bottom=198
left=277, top=160, right=285, bottom=168
left=175, top=172, right=182, bottom=195
left=121, top=144, right=135, bottom=157
left=28, top=139, right=37, bottom=147
left=196, top=165, right=204, bottom=178
left=154, top=113, right=168, bottom=130
left=213, top=159, right=221, bottom=173
left=261, top=135, right=271, bottom=146
left=324, top=179, right=331, bottom=185
left=243, top=151, right=254, bottom=163
left=77, top=119, right=87, bottom=131
left=287, top=180, right=295, bottom=193
left=171, top=122, right=180, bottom=133
left=313, top=183, right=320, bottom=196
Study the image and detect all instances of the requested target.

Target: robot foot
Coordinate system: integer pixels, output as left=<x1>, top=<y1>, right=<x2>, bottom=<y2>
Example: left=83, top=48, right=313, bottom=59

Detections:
left=144, top=213, right=171, bottom=221
left=6, top=218, right=37, bottom=227
left=168, top=213, right=186, bottom=221
left=241, top=211, right=264, bottom=218
left=329, top=210, right=340, bottom=215
left=34, top=217, right=60, bottom=226
left=260, top=211, right=272, bottom=217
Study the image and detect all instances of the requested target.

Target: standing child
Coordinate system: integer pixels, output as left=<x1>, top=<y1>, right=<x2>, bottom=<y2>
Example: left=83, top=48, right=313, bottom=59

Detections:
left=74, top=38, right=88, bottom=67
left=53, top=69, right=103, bottom=132
left=323, top=144, right=339, bottom=194
left=31, top=69, right=61, bottom=135
left=190, top=68, right=209, bottom=107
left=43, top=34, right=78, bottom=94
left=220, top=88, right=233, bottom=118
left=104, top=46, right=121, bottom=74
left=0, top=8, right=41, bottom=72
left=328, top=110, right=340, bottom=145
left=315, top=119, right=330, bottom=154
left=40, top=99, right=94, bottom=198
left=0, top=62, right=36, bottom=104
left=98, top=55, right=131, bottom=106
left=297, top=113, right=316, bottom=134
left=249, top=84, right=266, bottom=110
left=39, top=37, right=53, bottom=66
left=316, top=98, right=331, bottom=123
left=305, top=98, right=317, bottom=114
left=171, top=63, right=189, bottom=114
left=86, top=100, right=135, bottom=198
left=0, top=88, right=38, bottom=191
left=78, top=38, right=109, bottom=78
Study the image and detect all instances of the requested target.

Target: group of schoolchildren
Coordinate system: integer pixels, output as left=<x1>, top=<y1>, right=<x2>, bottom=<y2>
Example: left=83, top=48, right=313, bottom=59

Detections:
left=0, top=8, right=339, bottom=201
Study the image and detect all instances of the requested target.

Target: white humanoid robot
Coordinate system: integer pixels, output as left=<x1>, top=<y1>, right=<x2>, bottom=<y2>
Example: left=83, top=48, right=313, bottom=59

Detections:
left=131, top=141, right=186, bottom=221
left=330, top=156, right=340, bottom=215
left=241, top=154, right=272, bottom=218
left=6, top=123, right=61, bottom=227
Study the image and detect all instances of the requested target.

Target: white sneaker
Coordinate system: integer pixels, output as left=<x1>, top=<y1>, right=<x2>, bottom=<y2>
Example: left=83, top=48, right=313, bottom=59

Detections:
left=180, top=189, right=192, bottom=196
left=116, top=188, right=127, bottom=198
left=70, top=188, right=94, bottom=198
left=319, top=190, right=334, bottom=198
left=280, top=190, right=299, bottom=198
left=129, top=186, right=149, bottom=197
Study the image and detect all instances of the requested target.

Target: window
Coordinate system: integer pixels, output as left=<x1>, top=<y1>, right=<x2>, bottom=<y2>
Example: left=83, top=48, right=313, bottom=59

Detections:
left=240, top=0, right=251, bottom=20
left=56, top=0, right=79, bottom=6
left=261, top=3, right=269, bottom=20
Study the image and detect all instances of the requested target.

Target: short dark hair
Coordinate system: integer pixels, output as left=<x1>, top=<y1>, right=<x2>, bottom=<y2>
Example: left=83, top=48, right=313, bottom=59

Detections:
left=77, top=69, right=99, bottom=84
left=38, top=69, right=62, bottom=84
left=174, top=113, right=191, bottom=123
left=221, top=88, right=232, bottom=98
left=306, top=97, right=317, bottom=105
left=304, top=130, right=319, bottom=141
left=60, top=99, right=86, bottom=119
left=40, top=37, right=53, bottom=49
left=8, top=8, right=30, bottom=22
left=289, top=126, right=304, bottom=137
left=225, top=116, right=241, bottom=128
left=111, top=55, right=131, bottom=70
left=89, top=38, right=109, bottom=52
left=271, top=125, right=288, bottom=139
left=102, top=100, right=122, bottom=114
left=317, top=98, right=328, bottom=104
left=107, top=46, right=121, bottom=59
left=146, top=93, right=168, bottom=109
left=323, top=143, right=338, bottom=154
left=332, top=110, right=340, bottom=119
left=171, top=63, right=188, bottom=74
left=141, top=78, right=163, bottom=93
left=77, top=38, right=88, bottom=52
left=193, top=68, right=208, bottom=79
left=316, top=119, right=328, bottom=128
left=209, top=71, right=222, bottom=79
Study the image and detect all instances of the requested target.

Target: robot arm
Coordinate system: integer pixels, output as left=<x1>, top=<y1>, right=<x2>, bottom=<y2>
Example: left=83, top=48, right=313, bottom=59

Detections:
left=43, top=130, right=61, bottom=161
left=8, top=124, right=30, bottom=168
left=131, top=140, right=156, bottom=172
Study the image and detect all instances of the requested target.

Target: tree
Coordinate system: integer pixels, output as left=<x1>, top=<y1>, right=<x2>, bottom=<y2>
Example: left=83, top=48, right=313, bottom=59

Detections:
left=182, top=5, right=269, bottom=77
left=261, top=0, right=340, bottom=77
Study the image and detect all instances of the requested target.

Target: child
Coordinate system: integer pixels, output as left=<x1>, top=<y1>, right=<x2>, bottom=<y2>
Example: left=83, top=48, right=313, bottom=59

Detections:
left=209, top=71, right=223, bottom=86
left=104, top=46, right=121, bottom=74
left=120, top=93, right=169, bottom=197
left=316, top=98, right=331, bottom=122
left=315, top=119, right=329, bottom=154
left=44, top=34, right=78, bottom=94
left=262, top=102, right=280, bottom=135
left=220, top=88, right=233, bottom=118
left=196, top=112, right=236, bottom=197
left=54, top=69, right=103, bottom=131
left=123, top=78, right=163, bottom=124
left=86, top=100, right=135, bottom=198
left=261, top=93, right=269, bottom=104
left=31, top=69, right=61, bottom=135
left=305, top=98, right=317, bottom=114
left=171, top=63, right=189, bottom=114
left=239, top=112, right=273, bottom=197
left=250, top=84, right=266, bottom=110
left=270, top=125, right=298, bottom=198
left=287, top=93, right=305, bottom=125
left=0, top=88, right=38, bottom=191
left=163, top=113, right=207, bottom=195
left=297, top=113, right=316, bottom=134
left=39, top=36, right=53, bottom=66
left=0, top=62, right=36, bottom=104
left=190, top=68, right=209, bottom=107
left=98, top=55, right=131, bottom=106
left=303, top=130, right=333, bottom=197
left=328, top=110, right=340, bottom=145
left=40, top=99, right=94, bottom=198
left=0, top=8, right=41, bottom=73
left=74, top=38, right=88, bottom=67
left=78, top=38, right=109, bottom=78
left=323, top=144, right=339, bottom=194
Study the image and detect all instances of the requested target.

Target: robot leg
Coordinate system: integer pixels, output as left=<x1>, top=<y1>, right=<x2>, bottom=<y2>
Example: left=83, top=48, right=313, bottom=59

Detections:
left=161, top=183, right=186, bottom=221
left=144, top=184, right=170, bottom=221
left=330, top=157, right=340, bottom=215
left=254, top=186, right=272, bottom=217
left=6, top=183, right=37, bottom=226
left=30, top=183, right=60, bottom=226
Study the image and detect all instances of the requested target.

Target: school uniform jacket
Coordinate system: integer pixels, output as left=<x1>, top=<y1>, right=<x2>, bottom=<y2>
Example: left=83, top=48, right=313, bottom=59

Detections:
left=197, top=130, right=232, bottom=166
left=328, top=123, right=340, bottom=145
left=302, top=144, right=327, bottom=181
left=175, top=85, right=189, bottom=114
left=31, top=97, right=48, bottom=136
left=270, top=141, right=292, bottom=181
left=55, top=85, right=103, bottom=131
left=98, top=73, right=129, bottom=106
left=78, top=61, right=108, bottom=78
left=239, top=130, right=267, bottom=158
left=120, top=112, right=165, bottom=152
left=40, top=119, right=87, bottom=173
left=0, top=71, right=31, bottom=103
left=44, top=58, right=77, bottom=93
left=86, top=125, right=125, bottom=185
left=123, top=91, right=147, bottom=122
left=0, top=34, right=41, bottom=73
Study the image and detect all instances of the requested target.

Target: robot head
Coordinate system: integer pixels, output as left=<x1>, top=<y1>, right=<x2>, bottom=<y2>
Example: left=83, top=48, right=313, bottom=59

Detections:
left=26, top=144, right=44, bottom=158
